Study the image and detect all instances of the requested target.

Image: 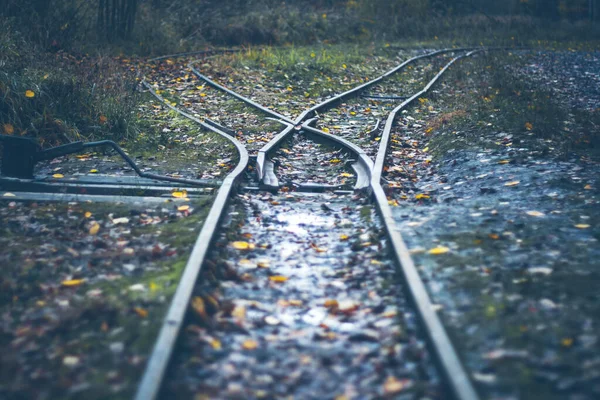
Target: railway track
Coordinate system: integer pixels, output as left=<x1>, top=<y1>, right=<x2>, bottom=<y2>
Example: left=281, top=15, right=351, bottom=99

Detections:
left=135, top=47, right=486, bottom=400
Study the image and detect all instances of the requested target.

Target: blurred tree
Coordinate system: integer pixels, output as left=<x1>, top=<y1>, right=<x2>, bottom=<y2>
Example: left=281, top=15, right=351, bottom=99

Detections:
left=97, top=0, right=138, bottom=41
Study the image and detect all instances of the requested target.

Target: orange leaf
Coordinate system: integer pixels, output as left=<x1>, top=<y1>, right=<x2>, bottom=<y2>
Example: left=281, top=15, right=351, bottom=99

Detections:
left=3, top=124, right=14, bottom=135
left=134, top=307, right=148, bottom=318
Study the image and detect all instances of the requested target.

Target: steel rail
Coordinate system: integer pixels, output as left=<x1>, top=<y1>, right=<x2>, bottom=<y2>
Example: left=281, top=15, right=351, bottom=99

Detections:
left=373, top=49, right=482, bottom=183
left=257, top=48, right=475, bottom=188
left=371, top=49, right=483, bottom=400
left=135, top=47, right=486, bottom=400
left=186, top=48, right=473, bottom=188
left=135, top=81, right=249, bottom=400
left=188, top=62, right=296, bottom=124
left=301, top=119, right=373, bottom=190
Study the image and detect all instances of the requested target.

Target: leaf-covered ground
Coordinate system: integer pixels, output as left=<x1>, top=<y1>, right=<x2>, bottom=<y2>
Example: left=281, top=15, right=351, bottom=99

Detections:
left=0, top=198, right=213, bottom=399
left=384, top=50, right=600, bottom=399
left=1, top=43, right=599, bottom=400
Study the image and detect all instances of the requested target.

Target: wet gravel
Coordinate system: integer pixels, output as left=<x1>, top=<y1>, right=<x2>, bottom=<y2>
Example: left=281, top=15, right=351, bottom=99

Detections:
left=0, top=198, right=212, bottom=399
left=272, top=133, right=355, bottom=188
left=165, top=191, right=443, bottom=399
left=517, top=50, right=600, bottom=111
left=383, top=50, right=600, bottom=399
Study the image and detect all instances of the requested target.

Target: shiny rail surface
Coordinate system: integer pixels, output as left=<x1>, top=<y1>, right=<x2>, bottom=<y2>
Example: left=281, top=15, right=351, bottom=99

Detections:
left=135, top=47, right=488, bottom=400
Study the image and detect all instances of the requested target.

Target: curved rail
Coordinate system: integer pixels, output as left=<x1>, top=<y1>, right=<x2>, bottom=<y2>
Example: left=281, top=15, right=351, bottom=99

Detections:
left=188, top=48, right=474, bottom=189
left=370, top=50, right=483, bottom=400
left=136, top=47, right=490, bottom=400
left=135, top=81, right=249, bottom=400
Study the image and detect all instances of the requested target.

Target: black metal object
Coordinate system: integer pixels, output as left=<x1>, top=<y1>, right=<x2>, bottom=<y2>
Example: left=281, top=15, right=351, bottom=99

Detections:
left=0, top=135, right=218, bottom=188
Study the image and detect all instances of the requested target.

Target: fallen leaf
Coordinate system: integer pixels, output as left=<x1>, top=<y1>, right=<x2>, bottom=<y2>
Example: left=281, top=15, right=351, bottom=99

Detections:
left=324, top=299, right=339, bottom=308
left=498, top=160, right=510, bottom=164
left=242, top=339, right=258, bottom=350
left=322, top=127, right=330, bottom=133
left=62, top=279, right=85, bottom=287
left=89, top=222, right=100, bottom=235
left=3, top=123, right=14, bottom=135
left=112, top=217, right=129, bottom=224
left=526, top=211, right=545, bottom=217
left=384, top=377, right=412, bottom=395
left=84, top=211, right=92, bottom=218
left=232, top=305, right=246, bottom=320
left=89, top=169, right=98, bottom=173
left=231, top=241, right=255, bottom=250
left=415, top=193, right=430, bottom=200
left=269, top=276, right=288, bottom=283
left=339, top=234, right=349, bottom=241
left=178, top=205, right=190, bottom=212
left=575, top=224, right=590, bottom=229
left=428, top=246, right=450, bottom=255
left=191, top=297, right=207, bottom=320
left=504, top=181, right=520, bottom=187
left=134, top=307, right=148, bottom=318
left=52, top=173, right=64, bottom=179
left=171, top=190, right=188, bottom=198
left=25, top=90, right=35, bottom=98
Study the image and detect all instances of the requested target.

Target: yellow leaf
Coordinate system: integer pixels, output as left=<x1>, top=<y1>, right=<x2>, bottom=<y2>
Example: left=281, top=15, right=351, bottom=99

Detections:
left=415, top=193, right=430, bottom=200
left=561, top=338, right=573, bottom=347
left=3, top=123, right=14, bottom=135
left=340, top=172, right=353, bottom=177
left=575, top=224, right=590, bottom=229
left=269, top=276, right=288, bottom=282
left=339, top=234, right=349, bottom=241
left=504, top=181, right=520, bottom=187
left=526, top=211, right=545, bottom=217
left=422, top=147, right=429, bottom=152
left=62, top=279, right=85, bottom=287
left=322, top=127, right=330, bottom=133
left=232, top=305, right=246, bottom=320
left=25, top=90, right=35, bottom=98
left=342, top=64, right=347, bottom=69
left=428, top=246, right=450, bottom=255
left=89, top=222, right=100, bottom=235
left=171, top=190, right=188, bottom=198
left=52, top=173, right=64, bottom=179
left=231, top=241, right=255, bottom=250
left=149, top=282, right=159, bottom=291
left=310, top=52, right=316, bottom=58
left=84, top=211, right=92, bottom=218
left=134, top=307, right=148, bottom=318
left=209, top=338, right=221, bottom=350
left=329, top=158, right=341, bottom=163
left=498, top=160, right=510, bottom=164
left=192, top=297, right=207, bottom=319
left=178, top=205, right=190, bottom=212
left=89, top=169, right=98, bottom=173
left=242, top=339, right=258, bottom=350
